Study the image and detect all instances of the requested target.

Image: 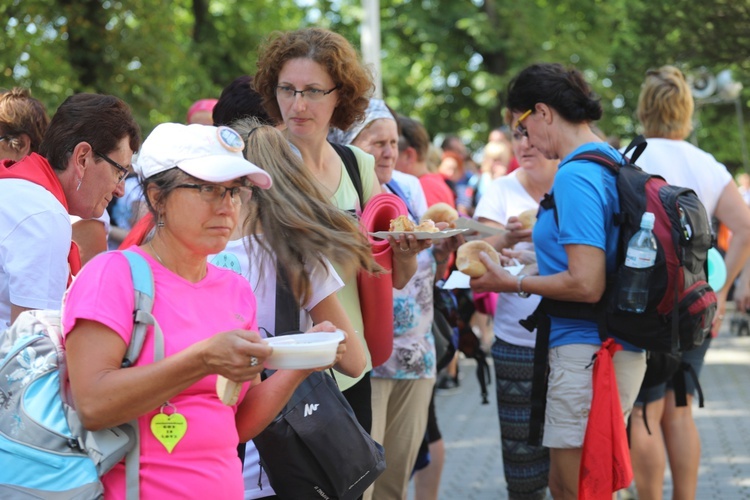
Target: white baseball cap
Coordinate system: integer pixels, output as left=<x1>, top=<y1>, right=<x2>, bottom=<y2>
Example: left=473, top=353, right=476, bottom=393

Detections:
left=135, top=123, right=272, bottom=189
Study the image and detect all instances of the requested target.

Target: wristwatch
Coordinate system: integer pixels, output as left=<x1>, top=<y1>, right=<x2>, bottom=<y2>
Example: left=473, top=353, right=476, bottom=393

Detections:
left=516, top=274, right=530, bottom=298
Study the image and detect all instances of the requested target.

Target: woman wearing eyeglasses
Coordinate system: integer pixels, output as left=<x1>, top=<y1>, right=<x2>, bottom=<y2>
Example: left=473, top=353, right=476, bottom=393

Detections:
left=471, top=109, right=558, bottom=500
left=71, top=150, right=131, bottom=264
left=63, top=123, right=344, bottom=499
left=254, top=28, right=420, bottom=432
left=470, top=63, right=646, bottom=499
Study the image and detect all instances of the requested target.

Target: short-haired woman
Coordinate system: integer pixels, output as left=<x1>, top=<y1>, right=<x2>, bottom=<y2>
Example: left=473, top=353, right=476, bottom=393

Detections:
left=629, top=65, right=750, bottom=500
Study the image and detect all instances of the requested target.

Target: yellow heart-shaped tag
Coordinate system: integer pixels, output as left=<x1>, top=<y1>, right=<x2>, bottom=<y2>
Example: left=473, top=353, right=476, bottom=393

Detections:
left=150, top=412, right=188, bottom=454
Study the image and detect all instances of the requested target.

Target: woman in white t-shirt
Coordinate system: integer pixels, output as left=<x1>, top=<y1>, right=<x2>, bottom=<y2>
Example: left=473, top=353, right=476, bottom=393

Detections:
left=223, top=118, right=378, bottom=499
left=629, top=65, right=750, bottom=500
left=473, top=109, right=558, bottom=500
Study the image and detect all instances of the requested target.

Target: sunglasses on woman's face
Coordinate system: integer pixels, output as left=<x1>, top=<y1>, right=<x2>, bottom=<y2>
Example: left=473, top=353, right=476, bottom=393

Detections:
left=514, top=109, right=533, bottom=139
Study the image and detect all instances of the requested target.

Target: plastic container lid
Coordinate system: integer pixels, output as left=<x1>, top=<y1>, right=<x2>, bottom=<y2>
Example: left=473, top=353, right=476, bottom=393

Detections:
left=640, top=212, right=655, bottom=230
left=263, top=330, right=345, bottom=370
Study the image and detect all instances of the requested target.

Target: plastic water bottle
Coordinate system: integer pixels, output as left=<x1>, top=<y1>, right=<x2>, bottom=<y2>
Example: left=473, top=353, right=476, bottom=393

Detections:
left=618, top=212, right=657, bottom=313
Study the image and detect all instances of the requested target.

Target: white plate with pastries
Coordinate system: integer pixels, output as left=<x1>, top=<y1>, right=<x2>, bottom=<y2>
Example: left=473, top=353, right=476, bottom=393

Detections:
left=370, top=228, right=469, bottom=240
left=372, top=214, right=469, bottom=240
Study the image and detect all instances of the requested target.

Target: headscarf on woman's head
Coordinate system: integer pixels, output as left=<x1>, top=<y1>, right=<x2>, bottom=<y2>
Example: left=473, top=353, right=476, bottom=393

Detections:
left=328, top=98, right=394, bottom=146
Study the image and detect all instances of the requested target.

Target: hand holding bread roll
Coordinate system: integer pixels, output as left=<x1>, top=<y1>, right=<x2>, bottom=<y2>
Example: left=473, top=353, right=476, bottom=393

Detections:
left=517, top=209, right=537, bottom=230
left=421, top=202, right=459, bottom=228
left=456, top=240, right=500, bottom=278
left=216, top=376, right=242, bottom=406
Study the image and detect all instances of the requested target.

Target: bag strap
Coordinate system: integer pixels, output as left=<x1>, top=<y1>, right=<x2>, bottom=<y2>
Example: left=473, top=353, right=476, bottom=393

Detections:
left=330, top=142, right=364, bottom=209
left=536, top=149, right=624, bottom=341
left=251, top=259, right=304, bottom=472
left=386, top=180, right=419, bottom=221
left=119, top=250, right=165, bottom=500
left=622, top=135, right=648, bottom=164
left=523, top=303, right=550, bottom=446
left=275, top=264, right=301, bottom=335
left=563, top=136, right=646, bottom=171
left=121, top=250, right=158, bottom=367
left=673, top=361, right=705, bottom=408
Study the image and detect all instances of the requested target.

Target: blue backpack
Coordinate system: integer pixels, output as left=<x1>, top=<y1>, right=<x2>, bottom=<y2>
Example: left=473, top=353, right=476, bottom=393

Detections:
left=0, top=251, right=163, bottom=499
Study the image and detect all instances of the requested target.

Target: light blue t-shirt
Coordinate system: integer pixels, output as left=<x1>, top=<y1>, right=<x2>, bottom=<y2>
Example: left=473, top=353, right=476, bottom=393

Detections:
left=533, top=142, right=621, bottom=348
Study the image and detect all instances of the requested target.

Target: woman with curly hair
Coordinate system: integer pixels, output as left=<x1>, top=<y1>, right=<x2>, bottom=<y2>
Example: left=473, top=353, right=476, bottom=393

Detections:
left=255, top=28, right=422, bottom=432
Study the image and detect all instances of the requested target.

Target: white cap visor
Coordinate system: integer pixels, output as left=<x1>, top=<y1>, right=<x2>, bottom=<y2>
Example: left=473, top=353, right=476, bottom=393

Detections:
left=178, top=155, right=272, bottom=189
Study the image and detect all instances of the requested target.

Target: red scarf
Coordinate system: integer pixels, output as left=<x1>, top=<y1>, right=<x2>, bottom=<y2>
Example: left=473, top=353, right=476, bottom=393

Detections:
left=578, top=338, right=633, bottom=499
left=119, top=212, right=155, bottom=249
left=0, top=153, right=82, bottom=283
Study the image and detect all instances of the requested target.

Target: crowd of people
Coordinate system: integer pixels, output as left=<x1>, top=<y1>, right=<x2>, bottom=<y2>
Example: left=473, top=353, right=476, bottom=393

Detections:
left=1, top=25, right=748, bottom=500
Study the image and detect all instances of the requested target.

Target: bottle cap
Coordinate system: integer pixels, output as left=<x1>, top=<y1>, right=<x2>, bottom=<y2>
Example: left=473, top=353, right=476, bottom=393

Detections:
left=641, top=212, right=655, bottom=230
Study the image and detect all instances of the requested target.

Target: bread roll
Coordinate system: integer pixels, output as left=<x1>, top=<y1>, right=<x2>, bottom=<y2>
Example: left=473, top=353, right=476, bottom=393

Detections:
left=389, top=215, right=415, bottom=232
left=421, top=202, right=459, bottom=227
left=517, top=208, right=537, bottom=230
left=414, top=219, right=439, bottom=233
left=456, top=240, right=500, bottom=278
left=216, top=376, right=242, bottom=406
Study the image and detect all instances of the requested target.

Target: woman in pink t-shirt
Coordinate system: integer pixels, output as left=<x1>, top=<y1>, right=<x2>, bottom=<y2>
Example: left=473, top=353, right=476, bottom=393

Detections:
left=63, top=123, right=346, bottom=499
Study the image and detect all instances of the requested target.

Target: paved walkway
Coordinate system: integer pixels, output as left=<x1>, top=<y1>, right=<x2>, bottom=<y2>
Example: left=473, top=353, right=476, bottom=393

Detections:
left=418, top=323, right=750, bottom=499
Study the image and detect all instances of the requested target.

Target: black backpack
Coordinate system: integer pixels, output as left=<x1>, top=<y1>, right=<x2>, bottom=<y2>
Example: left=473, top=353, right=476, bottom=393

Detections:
left=525, top=136, right=717, bottom=444
left=536, top=136, right=717, bottom=352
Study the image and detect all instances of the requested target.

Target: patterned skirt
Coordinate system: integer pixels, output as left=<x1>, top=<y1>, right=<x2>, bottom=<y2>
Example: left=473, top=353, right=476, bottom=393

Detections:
left=492, top=337, right=550, bottom=499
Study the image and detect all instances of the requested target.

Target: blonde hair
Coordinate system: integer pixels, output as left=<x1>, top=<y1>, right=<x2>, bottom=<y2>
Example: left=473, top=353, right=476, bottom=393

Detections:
left=481, top=141, right=511, bottom=172
left=0, top=87, right=49, bottom=154
left=426, top=145, right=442, bottom=173
left=637, top=66, right=694, bottom=139
left=232, top=117, right=379, bottom=304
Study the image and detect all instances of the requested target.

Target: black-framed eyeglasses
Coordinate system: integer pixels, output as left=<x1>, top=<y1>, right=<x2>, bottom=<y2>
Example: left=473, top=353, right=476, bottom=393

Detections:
left=514, top=109, right=533, bottom=139
left=94, top=151, right=129, bottom=184
left=0, top=136, right=12, bottom=143
left=275, top=85, right=340, bottom=102
left=175, top=183, right=253, bottom=205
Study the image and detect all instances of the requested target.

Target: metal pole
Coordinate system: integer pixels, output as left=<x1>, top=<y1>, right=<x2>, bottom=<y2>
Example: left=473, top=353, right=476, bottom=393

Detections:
left=691, top=107, right=700, bottom=147
left=361, top=0, right=382, bottom=99
left=735, top=96, right=750, bottom=173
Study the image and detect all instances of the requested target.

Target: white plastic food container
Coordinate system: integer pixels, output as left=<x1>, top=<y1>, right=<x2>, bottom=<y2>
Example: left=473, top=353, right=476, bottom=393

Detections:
left=263, top=330, right=345, bottom=370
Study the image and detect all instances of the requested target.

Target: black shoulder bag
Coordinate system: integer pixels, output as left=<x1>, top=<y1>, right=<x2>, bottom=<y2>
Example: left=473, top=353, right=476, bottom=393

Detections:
left=253, top=265, right=386, bottom=500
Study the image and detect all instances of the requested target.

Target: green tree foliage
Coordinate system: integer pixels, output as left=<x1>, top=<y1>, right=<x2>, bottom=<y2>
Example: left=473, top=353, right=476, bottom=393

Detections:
left=373, top=0, right=624, bottom=148
left=609, top=0, right=750, bottom=170
left=0, top=0, right=308, bottom=136
left=1, top=0, right=748, bottom=171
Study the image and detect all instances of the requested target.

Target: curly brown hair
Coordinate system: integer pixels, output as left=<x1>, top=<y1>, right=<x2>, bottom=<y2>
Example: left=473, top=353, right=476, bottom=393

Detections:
left=255, top=28, right=374, bottom=131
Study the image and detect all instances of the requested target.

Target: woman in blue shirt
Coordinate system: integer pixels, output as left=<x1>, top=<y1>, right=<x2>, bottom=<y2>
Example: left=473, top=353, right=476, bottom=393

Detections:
left=471, top=63, right=646, bottom=499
